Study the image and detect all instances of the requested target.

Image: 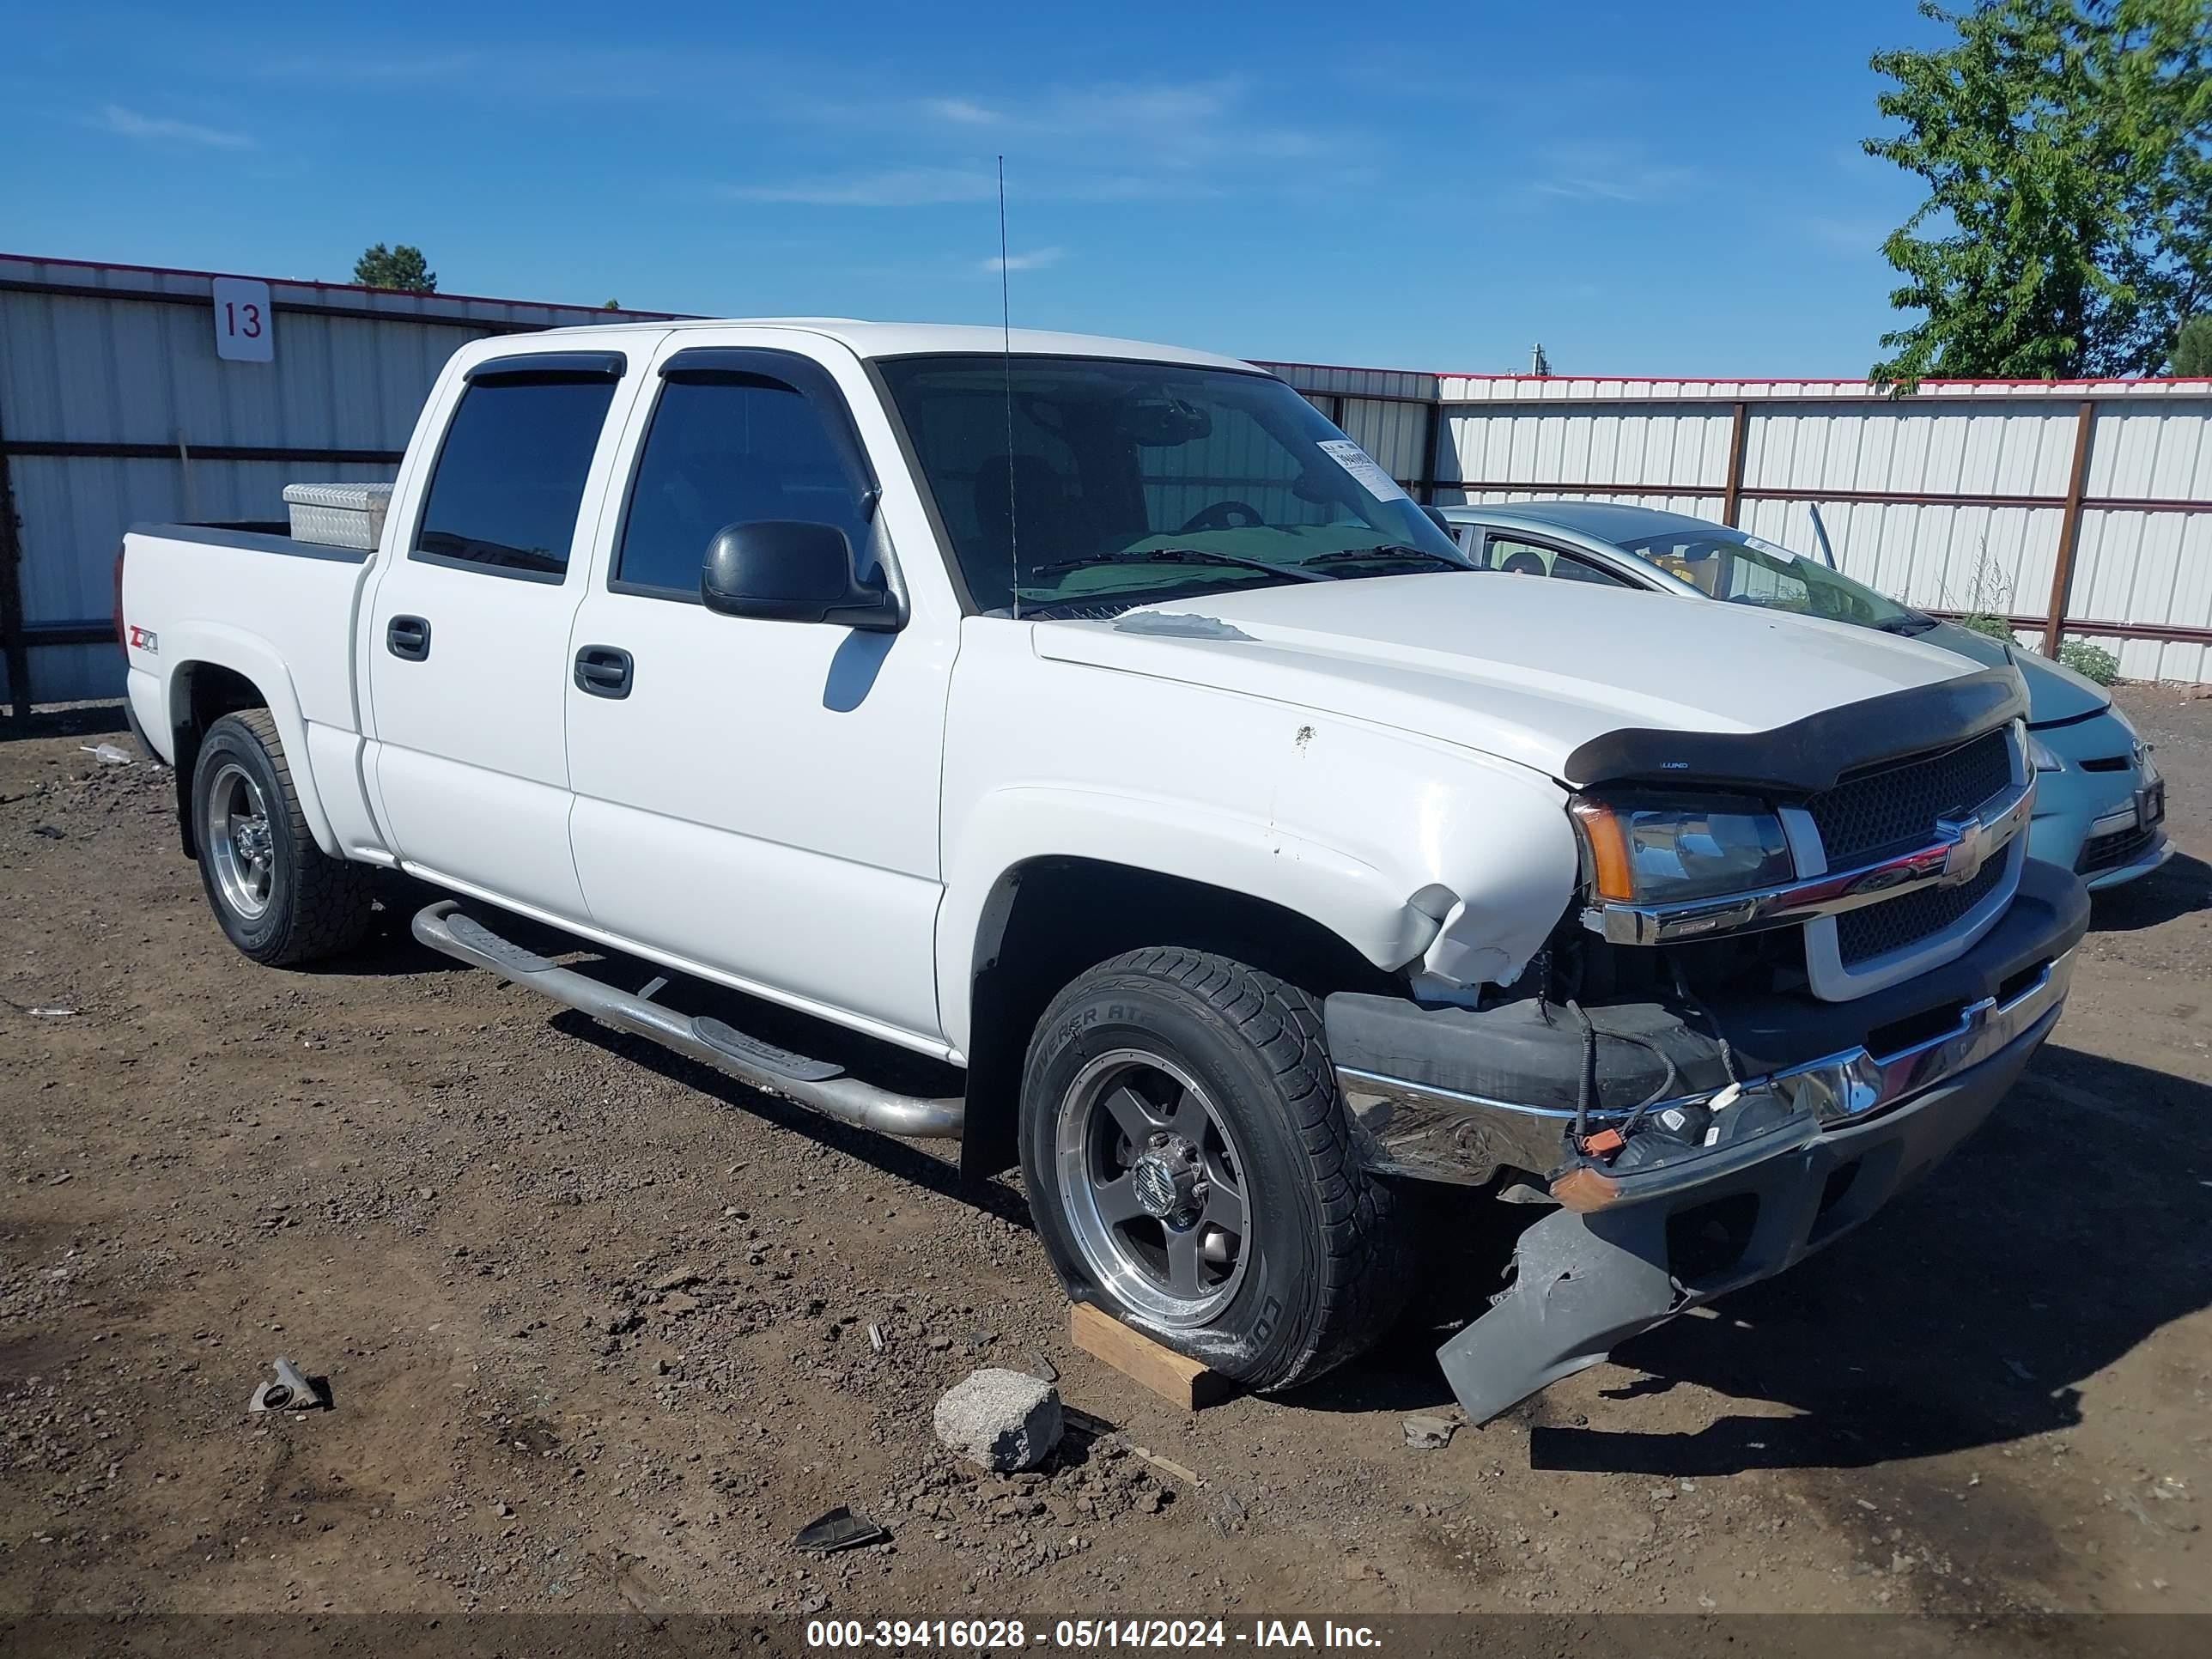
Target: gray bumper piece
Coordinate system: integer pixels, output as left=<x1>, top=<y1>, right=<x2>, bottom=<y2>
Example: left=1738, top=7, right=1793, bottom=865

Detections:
left=1436, top=1005, right=2056, bottom=1424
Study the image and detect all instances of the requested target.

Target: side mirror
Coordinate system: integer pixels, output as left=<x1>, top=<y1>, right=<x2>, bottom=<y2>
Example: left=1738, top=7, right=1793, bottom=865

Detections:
left=700, top=520, right=902, bottom=631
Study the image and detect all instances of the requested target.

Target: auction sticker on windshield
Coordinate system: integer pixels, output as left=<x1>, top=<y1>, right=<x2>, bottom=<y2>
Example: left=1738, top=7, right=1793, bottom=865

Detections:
left=1316, top=440, right=1409, bottom=503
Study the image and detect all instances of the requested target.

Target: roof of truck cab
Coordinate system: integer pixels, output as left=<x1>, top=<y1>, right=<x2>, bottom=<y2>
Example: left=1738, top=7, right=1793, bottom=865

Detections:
left=525, top=317, right=1259, bottom=372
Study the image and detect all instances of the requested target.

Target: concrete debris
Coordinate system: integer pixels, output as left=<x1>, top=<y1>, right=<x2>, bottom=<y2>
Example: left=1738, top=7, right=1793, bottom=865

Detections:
left=1403, top=1414, right=1457, bottom=1451
left=933, top=1367, right=1063, bottom=1473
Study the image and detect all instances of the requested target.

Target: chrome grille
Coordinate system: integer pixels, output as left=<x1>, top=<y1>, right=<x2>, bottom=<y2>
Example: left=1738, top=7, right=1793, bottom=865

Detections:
left=1836, top=856, right=2007, bottom=966
left=1808, top=729, right=2014, bottom=867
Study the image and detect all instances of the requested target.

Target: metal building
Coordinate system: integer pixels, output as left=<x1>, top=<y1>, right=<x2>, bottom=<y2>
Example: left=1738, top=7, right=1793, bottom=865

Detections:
left=1260, top=363, right=2212, bottom=684
left=0, top=254, right=679, bottom=713
left=4, top=256, right=2208, bottom=715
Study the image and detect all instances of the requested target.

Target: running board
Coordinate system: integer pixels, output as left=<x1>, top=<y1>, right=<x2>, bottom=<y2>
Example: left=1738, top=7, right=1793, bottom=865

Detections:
left=410, top=901, right=963, bottom=1140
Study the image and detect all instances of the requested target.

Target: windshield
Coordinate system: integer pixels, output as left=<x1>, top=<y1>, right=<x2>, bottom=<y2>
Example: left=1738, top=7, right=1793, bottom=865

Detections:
left=875, top=355, right=1470, bottom=615
left=1615, top=527, right=1934, bottom=633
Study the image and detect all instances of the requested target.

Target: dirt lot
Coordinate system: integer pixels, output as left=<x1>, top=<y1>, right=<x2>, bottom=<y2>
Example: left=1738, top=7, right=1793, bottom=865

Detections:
left=3, top=687, right=2208, bottom=1632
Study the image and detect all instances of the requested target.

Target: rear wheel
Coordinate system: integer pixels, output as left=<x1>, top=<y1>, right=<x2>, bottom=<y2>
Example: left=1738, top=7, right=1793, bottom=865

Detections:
left=1020, top=946, right=1407, bottom=1392
left=192, top=710, right=374, bottom=965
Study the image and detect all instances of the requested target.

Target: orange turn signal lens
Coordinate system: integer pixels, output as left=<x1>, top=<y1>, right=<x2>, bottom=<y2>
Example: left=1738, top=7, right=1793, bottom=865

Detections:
left=1569, top=798, right=1636, bottom=902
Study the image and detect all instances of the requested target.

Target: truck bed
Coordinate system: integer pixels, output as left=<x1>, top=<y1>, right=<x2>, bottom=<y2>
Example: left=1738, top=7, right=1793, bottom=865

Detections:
left=119, top=519, right=381, bottom=857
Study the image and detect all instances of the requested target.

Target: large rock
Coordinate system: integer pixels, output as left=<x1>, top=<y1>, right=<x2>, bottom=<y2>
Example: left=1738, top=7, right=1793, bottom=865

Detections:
left=933, top=1368, right=1064, bottom=1472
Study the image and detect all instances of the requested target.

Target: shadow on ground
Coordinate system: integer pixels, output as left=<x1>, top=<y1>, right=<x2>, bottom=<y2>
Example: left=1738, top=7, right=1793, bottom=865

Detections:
left=0, top=701, right=130, bottom=744
left=1286, top=1044, right=2210, bottom=1476
left=2087, top=850, right=2210, bottom=933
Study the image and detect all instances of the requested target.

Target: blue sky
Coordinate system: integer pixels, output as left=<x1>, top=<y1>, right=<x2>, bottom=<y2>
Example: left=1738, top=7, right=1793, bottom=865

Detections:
left=3, top=2, right=1954, bottom=377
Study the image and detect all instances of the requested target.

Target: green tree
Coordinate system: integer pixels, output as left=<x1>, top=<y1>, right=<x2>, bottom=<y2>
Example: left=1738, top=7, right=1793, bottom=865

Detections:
left=2174, top=313, right=2212, bottom=373
left=1865, top=0, right=2211, bottom=388
left=352, top=243, right=438, bottom=293
left=602, top=298, right=622, bottom=310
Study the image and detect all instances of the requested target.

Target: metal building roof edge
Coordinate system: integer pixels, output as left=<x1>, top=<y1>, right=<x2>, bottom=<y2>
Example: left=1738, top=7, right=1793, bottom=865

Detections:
left=9, top=254, right=2211, bottom=398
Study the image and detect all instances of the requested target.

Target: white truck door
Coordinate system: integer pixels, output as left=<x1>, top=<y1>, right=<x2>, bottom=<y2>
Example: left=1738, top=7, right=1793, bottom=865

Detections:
left=562, top=340, right=952, bottom=1049
left=364, top=348, right=644, bottom=921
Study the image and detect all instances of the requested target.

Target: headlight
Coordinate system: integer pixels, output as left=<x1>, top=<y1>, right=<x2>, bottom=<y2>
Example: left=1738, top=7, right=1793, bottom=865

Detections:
left=1570, top=795, right=1796, bottom=904
left=2027, top=734, right=2065, bottom=773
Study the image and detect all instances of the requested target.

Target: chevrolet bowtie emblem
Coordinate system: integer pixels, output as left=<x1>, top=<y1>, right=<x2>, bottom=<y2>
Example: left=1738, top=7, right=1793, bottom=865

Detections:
left=1936, top=815, right=1987, bottom=885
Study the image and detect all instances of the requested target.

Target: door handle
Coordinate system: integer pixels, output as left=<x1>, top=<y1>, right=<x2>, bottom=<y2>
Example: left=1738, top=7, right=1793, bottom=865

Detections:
left=386, top=615, right=431, bottom=661
left=574, top=644, right=634, bottom=700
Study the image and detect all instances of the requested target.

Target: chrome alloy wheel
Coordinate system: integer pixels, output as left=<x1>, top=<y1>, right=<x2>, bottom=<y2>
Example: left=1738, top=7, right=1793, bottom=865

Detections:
left=1054, top=1048, right=1251, bottom=1327
left=204, top=761, right=276, bottom=921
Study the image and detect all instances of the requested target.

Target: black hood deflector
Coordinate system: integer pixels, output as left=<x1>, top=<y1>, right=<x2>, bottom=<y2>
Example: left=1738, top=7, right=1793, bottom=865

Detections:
left=1562, top=666, right=2027, bottom=796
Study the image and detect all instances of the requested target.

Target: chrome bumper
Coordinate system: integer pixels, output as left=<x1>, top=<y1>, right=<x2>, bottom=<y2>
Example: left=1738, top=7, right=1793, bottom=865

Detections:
left=1586, top=775, right=2035, bottom=947
left=1338, top=947, right=2074, bottom=1189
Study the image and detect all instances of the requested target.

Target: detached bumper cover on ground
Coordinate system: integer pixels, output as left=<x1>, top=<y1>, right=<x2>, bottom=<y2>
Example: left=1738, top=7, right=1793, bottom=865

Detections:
left=1328, top=858, right=2091, bottom=1424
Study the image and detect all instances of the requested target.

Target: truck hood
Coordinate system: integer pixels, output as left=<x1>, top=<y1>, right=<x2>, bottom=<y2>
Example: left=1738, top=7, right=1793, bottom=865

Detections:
left=1033, top=573, right=1998, bottom=783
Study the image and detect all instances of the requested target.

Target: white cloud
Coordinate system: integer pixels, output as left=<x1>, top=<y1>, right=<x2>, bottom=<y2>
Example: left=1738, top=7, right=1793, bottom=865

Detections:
left=722, top=167, right=1002, bottom=207
left=924, top=96, right=1000, bottom=125
left=921, top=76, right=1329, bottom=170
left=1530, top=143, right=1695, bottom=205
left=980, top=246, right=1065, bottom=274
left=94, top=103, right=252, bottom=150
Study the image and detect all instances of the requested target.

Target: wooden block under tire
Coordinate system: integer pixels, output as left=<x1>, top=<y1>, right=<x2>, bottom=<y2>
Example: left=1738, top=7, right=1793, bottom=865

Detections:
left=1069, top=1302, right=1236, bottom=1410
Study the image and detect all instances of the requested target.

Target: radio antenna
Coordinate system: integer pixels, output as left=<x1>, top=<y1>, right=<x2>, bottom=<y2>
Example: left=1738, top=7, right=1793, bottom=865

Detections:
left=999, top=155, right=1020, bottom=620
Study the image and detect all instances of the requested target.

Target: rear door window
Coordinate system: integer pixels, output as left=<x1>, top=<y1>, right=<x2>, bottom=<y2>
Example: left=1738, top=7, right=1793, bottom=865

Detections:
left=415, top=368, right=621, bottom=579
left=615, top=373, right=875, bottom=597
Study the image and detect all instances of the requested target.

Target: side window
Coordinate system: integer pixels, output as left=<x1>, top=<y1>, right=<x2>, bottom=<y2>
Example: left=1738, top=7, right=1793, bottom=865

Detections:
left=616, top=374, right=874, bottom=596
left=1484, top=534, right=1555, bottom=578
left=416, top=372, right=619, bottom=577
left=1483, top=534, right=1635, bottom=589
left=1551, top=551, right=1636, bottom=588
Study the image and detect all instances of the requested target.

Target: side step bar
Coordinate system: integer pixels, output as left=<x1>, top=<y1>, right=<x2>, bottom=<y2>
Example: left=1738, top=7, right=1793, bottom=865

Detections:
left=410, top=901, right=963, bottom=1140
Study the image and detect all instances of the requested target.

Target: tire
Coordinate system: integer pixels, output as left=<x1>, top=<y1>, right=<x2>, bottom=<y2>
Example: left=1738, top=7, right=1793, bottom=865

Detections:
left=1019, top=946, right=1408, bottom=1393
left=191, top=709, right=375, bottom=966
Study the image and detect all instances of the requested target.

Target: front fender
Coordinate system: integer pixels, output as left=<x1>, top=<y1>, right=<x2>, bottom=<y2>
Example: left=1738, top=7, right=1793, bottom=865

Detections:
left=935, top=720, right=1578, bottom=1054
left=162, top=623, right=340, bottom=857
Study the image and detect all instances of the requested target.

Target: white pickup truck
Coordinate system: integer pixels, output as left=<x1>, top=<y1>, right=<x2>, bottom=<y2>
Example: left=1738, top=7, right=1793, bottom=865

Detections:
left=118, top=320, right=2087, bottom=1420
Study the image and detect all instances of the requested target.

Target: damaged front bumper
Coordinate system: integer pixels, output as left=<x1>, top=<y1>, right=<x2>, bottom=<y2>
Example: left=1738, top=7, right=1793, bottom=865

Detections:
left=1326, top=860, right=2088, bottom=1424
left=1437, top=968, right=2062, bottom=1422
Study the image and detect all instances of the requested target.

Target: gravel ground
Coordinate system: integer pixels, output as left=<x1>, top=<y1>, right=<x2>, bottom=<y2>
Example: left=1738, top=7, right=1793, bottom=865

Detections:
left=2, top=686, right=2207, bottom=1629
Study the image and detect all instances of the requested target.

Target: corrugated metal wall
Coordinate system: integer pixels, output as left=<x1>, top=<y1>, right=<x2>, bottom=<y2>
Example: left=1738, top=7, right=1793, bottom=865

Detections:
left=0, top=255, right=677, bottom=706
left=1414, top=378, right=2212, bottom=683
left=9, top=285, right=2207, bottom=702
left=1269, top=363, right=1438, bottom=494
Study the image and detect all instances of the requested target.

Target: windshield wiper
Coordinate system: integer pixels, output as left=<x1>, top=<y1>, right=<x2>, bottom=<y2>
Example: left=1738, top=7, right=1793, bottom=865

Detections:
left=1874, top=614, right=1942, bottom=635
left=1022, top=548, right=1329, bottom=584
left=1302, top=544, right=1468, bottom=572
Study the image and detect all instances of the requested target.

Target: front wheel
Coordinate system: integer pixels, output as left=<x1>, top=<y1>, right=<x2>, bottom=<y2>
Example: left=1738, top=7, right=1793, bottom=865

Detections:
left=1019, top=947, right=1407, bottom=1392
